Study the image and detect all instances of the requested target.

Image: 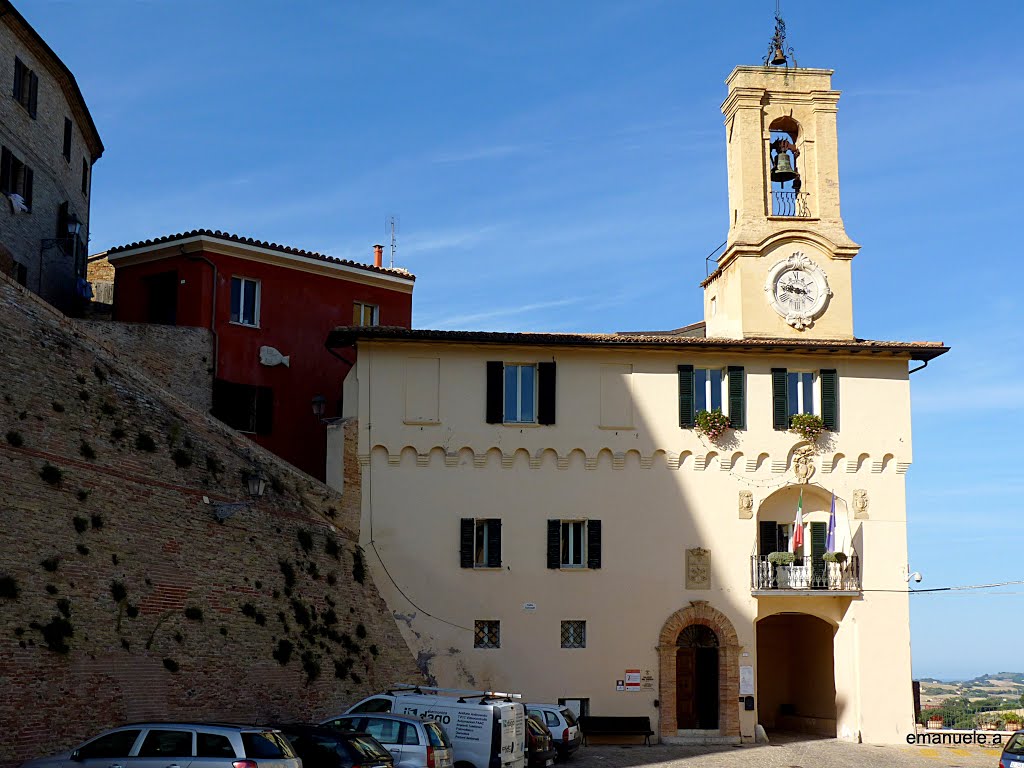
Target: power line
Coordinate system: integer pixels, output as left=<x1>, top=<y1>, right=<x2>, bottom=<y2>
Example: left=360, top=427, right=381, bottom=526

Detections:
left=861, top=578, right=1024, bottom=594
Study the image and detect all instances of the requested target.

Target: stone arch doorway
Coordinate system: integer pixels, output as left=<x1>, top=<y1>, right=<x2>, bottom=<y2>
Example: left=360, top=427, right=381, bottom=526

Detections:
left=657, top=601, right=740, bottom=740
left=676, top=625, right=719, bottom=729
left=756, top=612, right=837, bottom=737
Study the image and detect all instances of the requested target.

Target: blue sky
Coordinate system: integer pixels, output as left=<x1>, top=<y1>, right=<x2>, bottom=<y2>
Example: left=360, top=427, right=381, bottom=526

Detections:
left=26, top=0, right=1024, bottom=680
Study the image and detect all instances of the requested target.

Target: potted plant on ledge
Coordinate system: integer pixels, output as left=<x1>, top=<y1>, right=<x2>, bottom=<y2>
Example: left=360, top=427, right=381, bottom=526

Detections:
left=695, top=408, right=730, bottom=442
left=790, top=413, right=826, bottom=443
left=768, top=551, right=796, bottom=588
left=1005, top=712, right=1023, bottom=731
left=822, top=551, right=848, bottom=589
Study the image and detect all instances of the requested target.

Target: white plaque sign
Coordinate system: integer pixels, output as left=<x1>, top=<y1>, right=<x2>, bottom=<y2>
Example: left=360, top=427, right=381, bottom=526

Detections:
left=739, top=665, right=754, bottom=695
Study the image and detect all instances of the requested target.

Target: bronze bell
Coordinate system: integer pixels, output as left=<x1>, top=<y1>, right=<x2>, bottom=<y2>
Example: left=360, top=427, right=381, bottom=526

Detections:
left=771, top=46, right=788, bottom=66
left=771, top=151, right=797, bottom=183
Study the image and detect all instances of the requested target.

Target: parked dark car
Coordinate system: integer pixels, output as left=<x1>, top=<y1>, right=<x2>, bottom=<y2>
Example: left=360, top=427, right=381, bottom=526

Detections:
left=1001, top=730, right=1024, bottom=768
left=271, top=724, right=394, bottom=768
left=525, top=716, right=557, bottom=768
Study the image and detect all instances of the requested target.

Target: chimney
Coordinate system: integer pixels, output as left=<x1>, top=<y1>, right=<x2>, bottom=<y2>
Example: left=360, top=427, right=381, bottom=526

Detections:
left=373, top=244, right=384, bottom=268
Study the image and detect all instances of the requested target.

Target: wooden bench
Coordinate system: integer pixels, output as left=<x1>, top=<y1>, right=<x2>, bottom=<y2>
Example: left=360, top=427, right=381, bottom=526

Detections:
left=578, top=715, right=654, bottom=746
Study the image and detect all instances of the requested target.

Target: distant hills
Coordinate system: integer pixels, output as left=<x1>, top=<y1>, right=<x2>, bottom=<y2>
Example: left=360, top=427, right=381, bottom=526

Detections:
left=919, top=673, right=1024, bottom=708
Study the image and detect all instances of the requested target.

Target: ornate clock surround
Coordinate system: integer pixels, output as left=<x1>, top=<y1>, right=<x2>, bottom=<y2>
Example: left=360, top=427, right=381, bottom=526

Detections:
left=764, top=251, right=833, bottom=330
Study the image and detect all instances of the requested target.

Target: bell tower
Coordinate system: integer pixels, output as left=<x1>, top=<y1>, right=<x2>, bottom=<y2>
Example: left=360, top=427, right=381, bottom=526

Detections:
left=703, top=12, right=859, bottom=341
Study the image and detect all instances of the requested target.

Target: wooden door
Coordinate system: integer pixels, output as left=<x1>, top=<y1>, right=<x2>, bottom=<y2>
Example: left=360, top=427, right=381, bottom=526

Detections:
left=676, top=647, right=697, bottom=728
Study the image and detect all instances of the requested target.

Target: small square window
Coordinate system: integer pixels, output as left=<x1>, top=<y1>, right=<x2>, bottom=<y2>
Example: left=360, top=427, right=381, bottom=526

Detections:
left=560, top=620, right=586, bottom=649
left=504, top=364, right=537, bottom=423
left=474, top=620, right=500, bottom=649
left=230, top=276, right=260, bottom=327
left=353, top=301, right=378, bottom=326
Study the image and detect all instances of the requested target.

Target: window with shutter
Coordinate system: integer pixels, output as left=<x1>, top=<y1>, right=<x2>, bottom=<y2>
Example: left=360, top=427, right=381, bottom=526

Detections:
left=727, top=366, right=746, bottom=429
left=486, top=361, right=504, bottom=424
left=81, top=158, right=89, bottom=197
left=28, top=71, right=38, bottom=118
left=546, top=520, right=561, bottom=569
left=678, top=364, right=694, bottom=428
left=758, top=521, right=777, bottom=556
left=810, top=522, right=827, bottom=589
left=586, top=520, right=602, bottom=569
left=537, top=361, right=556, bottom=425
left=460, top=519, right=474, bottom=568
left=820, top=369, right=838, bottom=431
left=63, top=119, right=72, bottom=162
left=0, top=147, right=11, bottom=193
left=771, top=368, right=788, bottom=430
left=211, top=379, right=272, bottom=435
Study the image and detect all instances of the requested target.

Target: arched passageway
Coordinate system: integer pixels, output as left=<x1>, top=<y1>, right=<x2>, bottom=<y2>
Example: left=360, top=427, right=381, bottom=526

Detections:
left=756, top=612, right=837, bottom=737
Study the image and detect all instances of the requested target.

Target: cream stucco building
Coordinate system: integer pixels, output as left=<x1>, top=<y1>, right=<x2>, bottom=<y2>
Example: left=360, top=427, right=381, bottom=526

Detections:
left=325, top=56, right=948, bottom=746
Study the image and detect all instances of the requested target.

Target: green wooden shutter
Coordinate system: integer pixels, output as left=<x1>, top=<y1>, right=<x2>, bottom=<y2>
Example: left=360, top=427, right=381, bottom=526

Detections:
left=537, top=362, right=556, bottom=425
left=547, top=520, right=561, bottom=569
left=254, top=385, right=274, bottom=435
left=12, top=58, right=22, bottom=101
left=727, top=365, right=746, bottom=430
left=28, top=72, right=38, bottom=118
left=758, top=521, right=776, bottom=556
left=586, top=520, right=602, bottom=569
left=487, top=520, right=502, bottom=568
left=0, top=147, right=11, bottom=194
left=771, top=368, right=788, bottom=430
left=810, top=521, right=827, bottom=589
left=678, top=364, right=694, bottom=428
left=485, top=361, right=503, bottom=423
left=460, top=519, right=474, bottom=568
left=820, top=369, right=839, bottom=431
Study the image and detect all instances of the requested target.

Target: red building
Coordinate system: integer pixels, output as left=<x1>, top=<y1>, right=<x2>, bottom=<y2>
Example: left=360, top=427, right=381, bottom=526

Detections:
left=99, top=229, right=414, bottom=479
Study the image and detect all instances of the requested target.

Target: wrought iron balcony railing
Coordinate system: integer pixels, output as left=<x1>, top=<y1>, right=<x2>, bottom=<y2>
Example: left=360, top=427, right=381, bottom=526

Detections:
left=771, top=190, right=811, bottom=217
left=750, top=553, right=861, bottom=592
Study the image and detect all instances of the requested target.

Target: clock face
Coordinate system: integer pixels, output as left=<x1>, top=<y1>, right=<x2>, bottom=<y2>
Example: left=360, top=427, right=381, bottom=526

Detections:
left=775, top=269, right=819, bottom=314
left=764, top=252, right=832, bottom=330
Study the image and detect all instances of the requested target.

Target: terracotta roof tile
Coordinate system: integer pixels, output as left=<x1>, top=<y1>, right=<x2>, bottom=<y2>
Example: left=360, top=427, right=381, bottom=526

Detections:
left=102, top=229, right=415, bottom=280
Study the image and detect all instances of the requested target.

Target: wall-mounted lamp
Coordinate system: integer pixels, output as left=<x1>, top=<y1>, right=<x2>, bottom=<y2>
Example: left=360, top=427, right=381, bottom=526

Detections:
left=311, top=394, right=327, bottom=420
left=204, top=466, right=267, bottom=521
left=245, top=468, right=267, bottom=498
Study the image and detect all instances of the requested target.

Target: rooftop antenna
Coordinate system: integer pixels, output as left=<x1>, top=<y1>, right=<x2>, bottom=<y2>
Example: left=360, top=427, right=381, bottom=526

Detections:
left=386, top=215, right=400, bottom=268
left=764, top=0, right=797, bottom=68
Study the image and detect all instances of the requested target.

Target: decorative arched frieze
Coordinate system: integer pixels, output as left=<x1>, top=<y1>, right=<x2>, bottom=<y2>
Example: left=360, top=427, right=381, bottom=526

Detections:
left=657, top=601, right=741, bottom=739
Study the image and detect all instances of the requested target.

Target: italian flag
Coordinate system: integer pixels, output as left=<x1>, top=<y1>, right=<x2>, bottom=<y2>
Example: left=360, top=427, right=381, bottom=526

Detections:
left=791, top=490, right=805, bottom=554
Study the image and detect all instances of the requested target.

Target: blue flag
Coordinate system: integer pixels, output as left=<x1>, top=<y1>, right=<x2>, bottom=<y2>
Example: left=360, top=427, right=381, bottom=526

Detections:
left=826, top=492, right=836, bottom=551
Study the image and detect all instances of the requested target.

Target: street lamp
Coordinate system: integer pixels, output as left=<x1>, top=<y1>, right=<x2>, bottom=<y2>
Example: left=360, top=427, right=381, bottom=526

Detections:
left=245, top=469, right=267, bottom=498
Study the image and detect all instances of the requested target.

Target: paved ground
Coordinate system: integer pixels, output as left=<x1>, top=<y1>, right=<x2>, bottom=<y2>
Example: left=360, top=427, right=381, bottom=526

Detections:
left=571, top=735, right=1002, bottom=768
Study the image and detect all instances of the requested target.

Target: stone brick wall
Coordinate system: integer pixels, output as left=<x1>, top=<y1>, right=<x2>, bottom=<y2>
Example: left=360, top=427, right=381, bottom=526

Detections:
left=0, top=274, right=421, bottom=768
left=74, top=319, right=214, bottom=413
left=0, top=13, right=98, bottom=314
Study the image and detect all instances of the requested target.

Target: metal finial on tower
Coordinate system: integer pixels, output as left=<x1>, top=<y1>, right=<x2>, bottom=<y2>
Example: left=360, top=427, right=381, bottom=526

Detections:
left=764, top=1, right=797, bottom=67
left=386, top=215, right=399, bottom=268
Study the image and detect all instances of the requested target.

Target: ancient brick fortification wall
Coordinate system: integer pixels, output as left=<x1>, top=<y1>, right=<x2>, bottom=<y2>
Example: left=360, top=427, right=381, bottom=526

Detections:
left=0, top=275, right=421, bottom=768
left=74, top=319, right=214, bottom=413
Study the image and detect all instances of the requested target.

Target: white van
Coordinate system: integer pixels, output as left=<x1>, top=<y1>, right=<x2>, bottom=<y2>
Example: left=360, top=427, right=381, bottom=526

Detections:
left=343, top=686, right=526, bottom=768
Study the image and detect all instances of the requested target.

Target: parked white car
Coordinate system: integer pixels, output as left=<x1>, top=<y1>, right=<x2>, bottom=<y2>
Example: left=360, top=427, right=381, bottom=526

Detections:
left=342, top=686, right=526, bottom=768
left=524, top=705, right=581, bottom=760
left=321, top=712, right=453, bottom=768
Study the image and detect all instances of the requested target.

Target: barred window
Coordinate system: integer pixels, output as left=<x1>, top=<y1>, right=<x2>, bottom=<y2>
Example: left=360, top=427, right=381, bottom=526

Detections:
left=474, top=620, right=500, bottom=649
left=560, top=620, right=586, bottom=649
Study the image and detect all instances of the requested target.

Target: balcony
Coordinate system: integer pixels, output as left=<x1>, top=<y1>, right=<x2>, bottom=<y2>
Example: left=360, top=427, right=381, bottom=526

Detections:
left=750, top=553, right=861, bottom=596
left=771, top=190, right=810, bottom=217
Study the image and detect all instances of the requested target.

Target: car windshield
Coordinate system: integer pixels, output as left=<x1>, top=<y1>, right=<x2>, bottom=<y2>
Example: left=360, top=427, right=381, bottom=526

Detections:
left=1006, top=733, right=1024, bottom=755
left=559, top=709, right=577, bottom=726
left=424, top=723, right=451, bottom=749
left=242, top=731, right=295, bottom=758
left=347, top=735, right=392, bottom=762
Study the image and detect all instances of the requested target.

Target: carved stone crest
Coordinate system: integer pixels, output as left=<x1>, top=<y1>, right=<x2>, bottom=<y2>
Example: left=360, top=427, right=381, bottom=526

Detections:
left=686, top=547, right=710, bottom=590
left=853, top=489, right=869, bottom=519
left=793, top=446, right=815, bottom=483
left=739, top=490, right=753, bottom=519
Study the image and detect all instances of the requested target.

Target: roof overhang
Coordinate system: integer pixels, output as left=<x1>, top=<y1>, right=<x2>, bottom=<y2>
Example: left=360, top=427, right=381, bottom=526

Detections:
left=104, top=232, right=415, bottom=292
left=326, top=326, right=949, bottom=362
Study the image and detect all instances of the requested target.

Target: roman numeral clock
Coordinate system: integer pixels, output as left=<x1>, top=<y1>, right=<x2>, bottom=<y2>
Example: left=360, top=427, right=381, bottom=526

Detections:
left=764, top=252, right=832, bottom=330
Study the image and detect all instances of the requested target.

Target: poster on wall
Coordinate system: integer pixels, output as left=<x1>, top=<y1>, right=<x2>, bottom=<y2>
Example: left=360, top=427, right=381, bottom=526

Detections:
left=739, top=665, right=754, bottom=695
left=641, top=670, right=655, bottom=690
left=625, top=669, right=641, bottom=692
left=616, top=680, right=625, bottom=691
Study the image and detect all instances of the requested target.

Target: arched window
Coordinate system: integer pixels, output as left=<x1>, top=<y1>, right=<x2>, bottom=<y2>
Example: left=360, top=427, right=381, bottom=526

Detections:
left=768, top=117, right=807, bottom=216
